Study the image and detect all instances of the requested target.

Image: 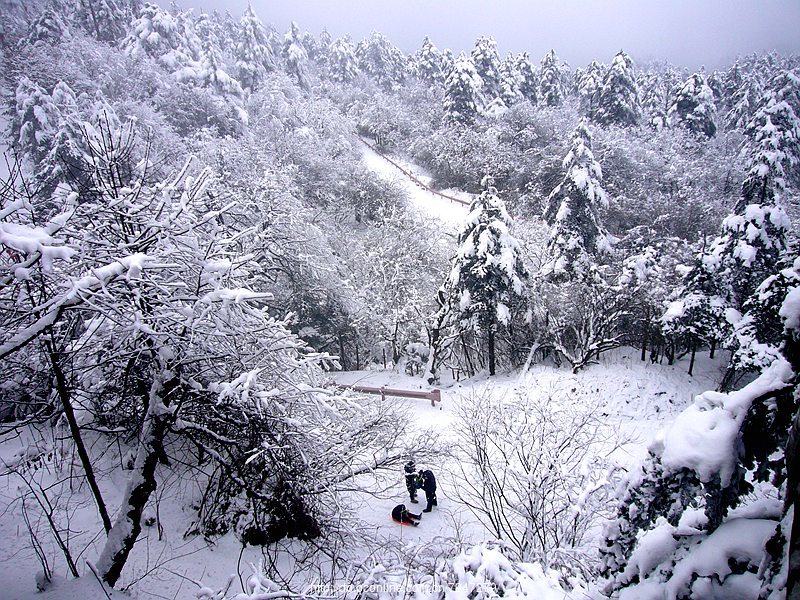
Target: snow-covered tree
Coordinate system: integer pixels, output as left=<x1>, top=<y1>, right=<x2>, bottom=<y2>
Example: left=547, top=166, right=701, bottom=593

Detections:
left=22, top=6, right=69, bottom=45
left=539, top=49, right=564, bottom=106
left=592, top=51, right=640, bottom=126
left=443, top=53, right=483, bottom=124
left=356, top=31, right=407, bottom=90
left=234, top=4, right=275, bottom=92
left=194, top=15, right=243, bottom=97
left=431, top=181, right=527, bottom=377
left=577, top=60, right=604, bottom=116
left=282, top=21, right=310, bottom=90
left=725, top=71, right=763, bottom=130
left=738, top=88, right=800, bottom=210
left=470, top=35, right=501, bottom=102
left=542, top=119, right=612, bottom=281
left=122, top=2, right=196, bottom=73
left=669, top=72, right=718, bottom=137
left=497, top=54, right=522, bottom=108
left=74, top=0, right=130, bottom=43
left=513, top=52, right=538, bottom=104
left=602, top=271, right=800, bottom=597
left=412, top=35, right=446, bottom=84
left=327, top=35, right=359, bottom=83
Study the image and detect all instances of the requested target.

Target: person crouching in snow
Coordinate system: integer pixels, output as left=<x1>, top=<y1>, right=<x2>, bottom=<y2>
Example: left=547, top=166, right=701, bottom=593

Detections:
left=392, top=503, right=421, bottom=526
left=418, top=469, right=437, bottom=512
left=404, top=460, right=418, bottom=503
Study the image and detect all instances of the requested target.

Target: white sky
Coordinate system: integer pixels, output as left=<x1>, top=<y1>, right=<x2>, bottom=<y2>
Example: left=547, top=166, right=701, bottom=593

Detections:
left=179, top=0, right=800, bottom=69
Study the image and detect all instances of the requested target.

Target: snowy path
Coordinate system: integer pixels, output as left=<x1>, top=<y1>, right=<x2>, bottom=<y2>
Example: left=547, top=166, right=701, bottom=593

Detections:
left=331, top=347, right=725, bottom=552
left=358, top=139, right=472, bottom=227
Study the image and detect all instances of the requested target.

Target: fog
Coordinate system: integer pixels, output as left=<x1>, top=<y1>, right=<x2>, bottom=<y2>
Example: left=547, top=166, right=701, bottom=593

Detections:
left=178, top=0, right=800, bottom=69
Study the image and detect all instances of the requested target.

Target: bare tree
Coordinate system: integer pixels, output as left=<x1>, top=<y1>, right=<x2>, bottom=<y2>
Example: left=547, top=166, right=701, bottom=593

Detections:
left=448, top=384, right=624, bottom=578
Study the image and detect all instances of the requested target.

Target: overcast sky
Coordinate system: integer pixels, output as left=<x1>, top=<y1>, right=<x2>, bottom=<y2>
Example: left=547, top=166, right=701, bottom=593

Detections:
left=178, top=0, right=800, bottom=69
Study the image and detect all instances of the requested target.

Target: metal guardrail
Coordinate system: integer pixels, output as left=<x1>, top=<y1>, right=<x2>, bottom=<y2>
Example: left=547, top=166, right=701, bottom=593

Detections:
left=339, top=384, right=442, bottom=407
left=358, top=136, right=471, bottom=206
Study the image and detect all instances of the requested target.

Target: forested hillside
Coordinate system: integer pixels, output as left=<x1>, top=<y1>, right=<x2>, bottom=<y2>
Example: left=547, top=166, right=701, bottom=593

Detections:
left=1, top=1, right=799, bottom=599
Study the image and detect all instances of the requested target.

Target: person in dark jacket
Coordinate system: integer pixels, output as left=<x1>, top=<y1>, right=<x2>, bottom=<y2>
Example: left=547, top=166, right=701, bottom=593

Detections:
left=391, top=503, right=421, bottom=526
left=404, top=460, right=418, bottom=503
left=418, top=469, right=437, bottom=512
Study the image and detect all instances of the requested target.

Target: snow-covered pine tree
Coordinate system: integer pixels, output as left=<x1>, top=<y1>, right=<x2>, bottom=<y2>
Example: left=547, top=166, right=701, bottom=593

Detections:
left=497, top=54, right=522, bottom=109
left=577, top=60, right=604, bottom=117
left=356, top=31, right=407, bottom=91
left=443, top=53, right=483, bottom=124
left=661, top=257, right=729, bottom=375
left=539, top=49, right=564, bottom=106
left=513, top=52, right=538, bottom=104
left=470, top=35, right=501, bottom=103
left=440, top=180, right=527, bottom=376
left=542, top=119, right=612, bottom=281
left=74, top=0, right=130, bottom=43
left=22, top=5, right=69, bottom=45
left=668, top=72, right=718, bottom=137
left=725, top=71, right=764, bottom=130
left=122, top=2, right=196, bottom=74
left=738, top=88, right=800, bottom=211
left=592, top=50, right=640, bottom=126
left=328, top=35, right=359, bottom=84
left=282, top=21, right=310, bottom=90
left=412, top=35, right=446, bottom=84
left=722, top=59, right=744, bottom=108
left=195, top=14, right=244, bottom=97
left=235, top=4, right=276, bottom=92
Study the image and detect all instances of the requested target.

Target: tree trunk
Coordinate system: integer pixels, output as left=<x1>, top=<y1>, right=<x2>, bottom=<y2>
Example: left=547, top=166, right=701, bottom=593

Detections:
left=688, top=337, right=697, bottom=376
left=641, top=306, right=650, bottom=362
left=337, top=333, right=348, bottom=371
left=46, top=343, right=112, bottom=534
left=786, top=408, right=800, bottom=600
left=461, top=333, right=475, bottom=377
left=488, top=328, right=496, bottom=376
left=95, top=371, right=174, bottom=587
left=391, top=322, right=399, bottom=365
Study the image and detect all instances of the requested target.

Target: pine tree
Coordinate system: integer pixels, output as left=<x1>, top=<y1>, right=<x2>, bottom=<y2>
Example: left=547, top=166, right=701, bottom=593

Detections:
left=593, top=51, right=640, bottom=126
left=282, top=21, right=310, bottom=90
left=497, top=54, right=522, bottom=108
left=513, top=52, right=538, bottom=104
left=738, top=90, right=800, bottom=211
left=443, top=180, right=527, bottom=376
left=443, top=53, right=483, bottom=124
left=235, top=4, right=275, bottom=92
left=74, top=0, right=129, bottom=43
left=470, top=36, right=501, bottom=102
left=542, top=119, right=612, bottom=281
left=328, top=35, right=359, bottom=84
left=539, top=49, right=564, bottom=107
left=356, top=31, right=407, bottom=91
left=577, top=60, right=604, bottom=116
left=725, top=72, right=764, bottom=130
left=668, top=72, right=718, bottom=137
left=23, top=7, right=69, bottom=45
left=122, top=3, right=195, bottom=72
left=413, top=35, right=446, bottom=84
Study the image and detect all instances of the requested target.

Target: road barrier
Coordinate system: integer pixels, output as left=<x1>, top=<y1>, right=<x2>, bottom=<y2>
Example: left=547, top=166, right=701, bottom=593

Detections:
left=358, top=137, right=471, bottom=206
left=339, top=384, right=442, bottom=407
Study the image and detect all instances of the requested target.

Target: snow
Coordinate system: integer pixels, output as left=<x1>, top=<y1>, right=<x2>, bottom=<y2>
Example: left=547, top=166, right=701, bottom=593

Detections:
left=359, top=143, right=471, bottom=227
left=665, top=518, right=775, bottom=599
left=656, top=357, right=794, bottom=485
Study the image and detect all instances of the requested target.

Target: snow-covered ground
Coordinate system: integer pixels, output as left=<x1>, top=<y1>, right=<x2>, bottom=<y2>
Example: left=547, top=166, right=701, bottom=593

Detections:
left=359, top=142, right=471, bottom=227
left=0, top=349, right=726, bottom=599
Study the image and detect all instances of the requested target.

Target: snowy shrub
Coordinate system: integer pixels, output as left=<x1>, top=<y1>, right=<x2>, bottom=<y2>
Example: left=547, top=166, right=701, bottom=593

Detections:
left=450, top=383, right=623, bottom=578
